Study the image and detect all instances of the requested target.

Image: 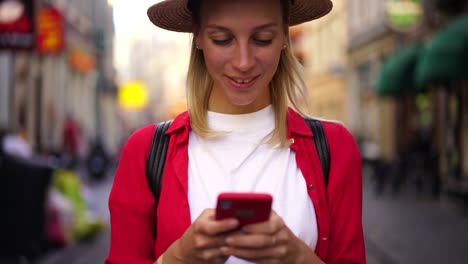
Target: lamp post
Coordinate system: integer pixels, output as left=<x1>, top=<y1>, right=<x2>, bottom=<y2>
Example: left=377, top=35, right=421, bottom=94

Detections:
left=94, top=29, right=105, bottom=138
left=93, top=0, right=108, bottom=139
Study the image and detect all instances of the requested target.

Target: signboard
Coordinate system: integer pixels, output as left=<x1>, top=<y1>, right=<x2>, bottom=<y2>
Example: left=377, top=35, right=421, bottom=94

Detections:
left=69, top=48, right=96, bottom=73
left=386, top=0, right=423, bottom=32
left=37, top=6, right=64, bottom=54
left=0, top=0, right=35, bottom=50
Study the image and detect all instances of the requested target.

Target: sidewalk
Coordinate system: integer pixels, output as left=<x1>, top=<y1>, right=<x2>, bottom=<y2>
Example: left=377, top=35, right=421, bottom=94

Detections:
left=36, top=171, right=113, bottom=264
left=35, top=229, right=110, bottom=264
left=363, top=178, right=468, bottom=264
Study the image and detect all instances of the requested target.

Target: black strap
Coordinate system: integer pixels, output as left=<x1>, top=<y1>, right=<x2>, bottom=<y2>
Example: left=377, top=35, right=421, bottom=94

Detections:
left=146, top=120, right=172, bottom=211
left=305, top=118, right=331, bottom=187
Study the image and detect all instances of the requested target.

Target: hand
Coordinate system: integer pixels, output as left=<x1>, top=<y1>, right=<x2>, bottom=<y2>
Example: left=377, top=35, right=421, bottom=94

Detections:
left=163, top=209, right=239, bottom=264
left=220, top=211, right=324, bottom=264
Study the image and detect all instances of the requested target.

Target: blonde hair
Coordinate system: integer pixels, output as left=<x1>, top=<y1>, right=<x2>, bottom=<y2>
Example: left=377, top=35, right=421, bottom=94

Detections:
left=186, top=0, right=309, bottom=148
left=186, top=37, right=309, bottom=148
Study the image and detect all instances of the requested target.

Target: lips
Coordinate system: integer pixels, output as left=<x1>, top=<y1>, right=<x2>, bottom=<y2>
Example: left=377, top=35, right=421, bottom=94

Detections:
left=226, top=75, right=259, bottom=90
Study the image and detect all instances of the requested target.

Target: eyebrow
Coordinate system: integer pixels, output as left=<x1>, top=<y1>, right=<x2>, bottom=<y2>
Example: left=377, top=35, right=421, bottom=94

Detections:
left=205, top=22, right=280, bottom=32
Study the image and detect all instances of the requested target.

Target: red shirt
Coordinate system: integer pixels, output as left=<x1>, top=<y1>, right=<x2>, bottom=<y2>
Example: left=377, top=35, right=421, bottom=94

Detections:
left=106, top=108, right=366, bottom=264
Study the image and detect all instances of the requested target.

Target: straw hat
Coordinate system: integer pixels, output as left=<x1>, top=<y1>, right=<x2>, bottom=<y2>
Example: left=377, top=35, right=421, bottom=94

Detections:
left=148, top=0, right=333, bottom=32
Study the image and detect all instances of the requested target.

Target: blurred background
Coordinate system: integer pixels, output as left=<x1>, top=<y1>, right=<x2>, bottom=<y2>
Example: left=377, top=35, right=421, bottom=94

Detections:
left=0, top=0, right=467, bottom=263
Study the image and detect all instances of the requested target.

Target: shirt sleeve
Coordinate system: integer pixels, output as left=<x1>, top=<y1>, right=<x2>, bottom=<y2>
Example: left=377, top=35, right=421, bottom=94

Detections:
left=105, top=125, right=157, bottom=264
left=325, top=123, right=366, bottom=264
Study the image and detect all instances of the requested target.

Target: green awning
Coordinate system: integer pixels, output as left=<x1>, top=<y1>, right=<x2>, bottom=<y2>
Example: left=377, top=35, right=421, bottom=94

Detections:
left=416, top=15, right=468, bottom=88
left=377, top=45, right=422, bottom=96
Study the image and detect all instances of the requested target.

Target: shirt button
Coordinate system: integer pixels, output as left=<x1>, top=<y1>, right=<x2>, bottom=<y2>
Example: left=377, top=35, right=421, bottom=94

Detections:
left=290, top=138, right=295, bottom=144
left=322, top=237, right=328, bottom=241
left=308, top=184, right=315, bottom=190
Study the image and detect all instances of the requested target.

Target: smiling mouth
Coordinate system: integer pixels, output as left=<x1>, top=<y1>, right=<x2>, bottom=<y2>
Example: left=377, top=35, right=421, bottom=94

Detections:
left=232, top=77, right=255, bottom=84
left=228, top=75, right=259, bottom=84
left=226, top=75, right=259, bottom=90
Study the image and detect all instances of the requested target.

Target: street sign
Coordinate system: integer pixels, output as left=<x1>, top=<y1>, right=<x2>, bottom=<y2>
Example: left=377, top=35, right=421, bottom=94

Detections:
left=37, top=6, right=65, bottom=54
left=385, top=0, right=424, bottom=32
left=0, top=0, right=35, bottom=50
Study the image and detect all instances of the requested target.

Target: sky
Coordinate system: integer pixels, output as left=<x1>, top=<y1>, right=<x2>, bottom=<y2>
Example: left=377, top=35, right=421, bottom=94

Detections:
left=111, top=0, right=188, bottom=83
left=110, top=0, right=191, bottom=117
left=113, top=0, right=157, bottom=37
left=112, top=0, right=156, bottom=77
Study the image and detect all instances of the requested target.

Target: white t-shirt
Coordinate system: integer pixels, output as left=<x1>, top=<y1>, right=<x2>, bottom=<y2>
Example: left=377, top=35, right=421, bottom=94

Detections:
left=188, top=105, right=317, bottom=263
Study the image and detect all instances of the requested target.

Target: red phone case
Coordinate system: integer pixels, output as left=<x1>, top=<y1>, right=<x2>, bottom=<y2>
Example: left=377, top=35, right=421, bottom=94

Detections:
left=215, top=192, right=273, bottom=228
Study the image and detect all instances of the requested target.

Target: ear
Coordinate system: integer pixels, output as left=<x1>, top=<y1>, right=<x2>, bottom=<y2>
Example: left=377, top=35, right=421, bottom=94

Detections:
left=283, top=32, right=289, bottom=48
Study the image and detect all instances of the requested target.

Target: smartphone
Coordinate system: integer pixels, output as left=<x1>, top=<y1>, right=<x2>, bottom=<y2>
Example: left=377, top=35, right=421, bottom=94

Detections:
left=215, top=192, right=273, bottom=228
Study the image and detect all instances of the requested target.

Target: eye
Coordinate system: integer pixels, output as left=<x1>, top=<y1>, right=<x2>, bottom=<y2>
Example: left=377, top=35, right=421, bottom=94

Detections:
left=212, top=38, right=232, bottom=46
left=253, top=39, right=273, bottom=46
left=252, top=32, right=274, bottom=46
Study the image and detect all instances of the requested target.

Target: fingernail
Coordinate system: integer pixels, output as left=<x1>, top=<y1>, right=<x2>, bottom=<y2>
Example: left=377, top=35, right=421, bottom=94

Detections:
left=226, top=237, right=234, bottom=244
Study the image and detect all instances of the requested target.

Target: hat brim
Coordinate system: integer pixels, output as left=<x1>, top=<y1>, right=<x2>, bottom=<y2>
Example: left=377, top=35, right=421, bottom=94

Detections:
left=147, top=0, right=333, bottom=33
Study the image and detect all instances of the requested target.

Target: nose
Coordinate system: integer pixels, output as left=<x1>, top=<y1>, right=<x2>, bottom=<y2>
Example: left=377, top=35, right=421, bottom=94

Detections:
left=232, top=42, right=255, bottom=72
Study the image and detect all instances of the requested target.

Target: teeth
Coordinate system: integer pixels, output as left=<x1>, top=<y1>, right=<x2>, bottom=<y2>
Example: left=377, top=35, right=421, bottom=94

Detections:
left=234, top=78, right=252, bottom=84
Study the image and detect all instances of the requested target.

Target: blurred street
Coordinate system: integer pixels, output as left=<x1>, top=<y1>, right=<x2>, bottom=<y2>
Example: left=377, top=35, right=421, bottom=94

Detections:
left=363, top=178, right=468, bottom=264
left=32, top=173, right=468, bottom=264
left=1, top=0, right=468, bottom=263
left=35, top=170, right=113, bottom=264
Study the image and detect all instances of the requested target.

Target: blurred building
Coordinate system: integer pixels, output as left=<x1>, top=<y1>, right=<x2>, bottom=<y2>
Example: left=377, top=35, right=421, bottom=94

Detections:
left=297, top=0, right=349, bottom=125
left=0, top=0, right=120, bottom=156
left=122, top=30, right=190, bottom=125
left=347, top=0, right=397, bottom=161
left=347, top=0, right=468, bottom=197
left=420, top=0, right=468, bottom=196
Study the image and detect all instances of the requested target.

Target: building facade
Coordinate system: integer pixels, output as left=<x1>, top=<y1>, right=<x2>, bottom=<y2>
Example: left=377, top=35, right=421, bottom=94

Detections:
left=347, top=0, right=398, bottom=161
left=1, top=0, right=119, bottom=155
left=298, top=0, right=349, bottom=125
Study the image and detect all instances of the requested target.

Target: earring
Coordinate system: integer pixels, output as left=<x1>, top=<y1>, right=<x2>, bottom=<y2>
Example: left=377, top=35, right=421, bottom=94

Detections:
left=195, top=43, right=201, bottom=50
left=282, top=44, right=287, bottom=50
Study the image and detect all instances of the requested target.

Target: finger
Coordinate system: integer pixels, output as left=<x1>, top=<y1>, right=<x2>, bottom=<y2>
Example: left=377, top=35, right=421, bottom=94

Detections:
left=191, top=233, right=229, bottom=250
left=197, top=218, right=239, bottom=236
left=194, top=247, right=228, bottom=262
left=221, top=245, right=286, bottom=261
left=242, top=211, right=284, bottom=234
left=195, top=210, right=239, bottom=236
left=225, top=233, right=277, bottom=248
left=199, top=208, right=216, bottom=219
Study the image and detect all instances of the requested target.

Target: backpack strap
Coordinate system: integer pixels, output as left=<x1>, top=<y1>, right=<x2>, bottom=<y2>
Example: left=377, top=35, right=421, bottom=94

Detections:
left=146, top=120, right=172, bottom=211
left=304, top=118, right=331, bottom=187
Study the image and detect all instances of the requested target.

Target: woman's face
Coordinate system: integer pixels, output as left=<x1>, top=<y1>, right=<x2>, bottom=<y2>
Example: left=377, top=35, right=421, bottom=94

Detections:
left=196, top=0, right=287, bottom=114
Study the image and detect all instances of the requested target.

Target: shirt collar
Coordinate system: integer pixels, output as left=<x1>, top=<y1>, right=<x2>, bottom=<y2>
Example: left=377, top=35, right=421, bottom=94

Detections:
left=166, top=108, right=314, bottom=138
left=166, top=111, right=190, bottom=135
left=287, top=107, right=314, bottom=137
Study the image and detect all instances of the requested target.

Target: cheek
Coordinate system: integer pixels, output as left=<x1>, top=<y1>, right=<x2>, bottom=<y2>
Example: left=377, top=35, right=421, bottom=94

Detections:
left=203, top=50, right=227, bottom=75
left=259, top=50, right=282, bottom=72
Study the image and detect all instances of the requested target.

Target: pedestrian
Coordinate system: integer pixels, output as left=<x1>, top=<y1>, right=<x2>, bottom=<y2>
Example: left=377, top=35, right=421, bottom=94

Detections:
left=62, top=113, right=82, bottom=169
left=85, top=136, right=110, bottom=180
left=106, top=0, right=365, bottom=263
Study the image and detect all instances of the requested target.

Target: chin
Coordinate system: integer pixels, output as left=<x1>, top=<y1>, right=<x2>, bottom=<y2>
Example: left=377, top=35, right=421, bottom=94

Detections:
left=228, top=96, right=257, bottom=107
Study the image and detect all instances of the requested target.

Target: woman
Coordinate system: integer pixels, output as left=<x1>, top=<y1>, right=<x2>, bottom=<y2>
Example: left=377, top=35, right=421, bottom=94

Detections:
left=106, top=0, right=366, bottom=263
